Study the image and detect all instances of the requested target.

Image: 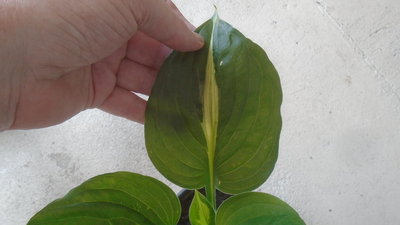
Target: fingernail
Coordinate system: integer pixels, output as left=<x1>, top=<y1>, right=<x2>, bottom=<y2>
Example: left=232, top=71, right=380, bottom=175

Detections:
left=194, top=33, right=204, bottom=48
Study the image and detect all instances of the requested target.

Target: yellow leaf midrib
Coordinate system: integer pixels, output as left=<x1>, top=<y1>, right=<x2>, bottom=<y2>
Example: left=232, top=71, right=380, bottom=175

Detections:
left=201, top=13, right=219, bottom=207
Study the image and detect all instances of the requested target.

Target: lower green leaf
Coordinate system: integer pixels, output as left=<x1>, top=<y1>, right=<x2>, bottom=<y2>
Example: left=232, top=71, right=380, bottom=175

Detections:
left=28, top=172, right=181, bottom=225
left=189, top=190, right=215, bottom=225
left=216, top=192, right=306, bottom=225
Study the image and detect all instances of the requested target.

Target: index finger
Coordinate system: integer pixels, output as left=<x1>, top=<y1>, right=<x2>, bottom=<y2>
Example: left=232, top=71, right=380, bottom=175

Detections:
left=130, top=0, right=204, bottom=52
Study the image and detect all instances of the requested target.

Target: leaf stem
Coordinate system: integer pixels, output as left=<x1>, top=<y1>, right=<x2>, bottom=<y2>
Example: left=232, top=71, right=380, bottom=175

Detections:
left=205, top=169, right=216, bottom=209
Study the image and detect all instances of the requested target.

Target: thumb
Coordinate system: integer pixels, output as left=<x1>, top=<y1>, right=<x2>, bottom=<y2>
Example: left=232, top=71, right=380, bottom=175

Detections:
left=128, top=0, right=204, bottom=51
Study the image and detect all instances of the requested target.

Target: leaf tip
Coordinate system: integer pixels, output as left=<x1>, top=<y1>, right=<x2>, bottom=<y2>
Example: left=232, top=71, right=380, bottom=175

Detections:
left=212, top=5, right=219, bottom=21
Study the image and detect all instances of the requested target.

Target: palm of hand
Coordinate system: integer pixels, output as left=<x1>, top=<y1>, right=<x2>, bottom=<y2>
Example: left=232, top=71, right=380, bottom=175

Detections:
left=14, top=32, right=170, bottom=129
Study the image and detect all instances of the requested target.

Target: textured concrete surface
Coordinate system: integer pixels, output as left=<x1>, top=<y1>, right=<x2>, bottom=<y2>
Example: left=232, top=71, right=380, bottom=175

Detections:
left=1, top=0, right=400, bottom=224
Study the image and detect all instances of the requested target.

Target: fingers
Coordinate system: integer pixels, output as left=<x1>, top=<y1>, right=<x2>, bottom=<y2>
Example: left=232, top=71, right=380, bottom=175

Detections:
left=117, top=59, right=157, bottom=95
left=90, top=45, right=127, bottom=108
left=83, top=45, right=150, bottom=124
left=129, top=0, right=204, bottom=52
left=126, top=32, right=171, bottom=69
left=99, top=87, right=147, bottom=124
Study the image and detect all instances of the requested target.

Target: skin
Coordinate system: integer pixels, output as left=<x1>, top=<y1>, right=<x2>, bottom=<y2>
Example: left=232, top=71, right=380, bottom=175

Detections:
left=0, top=0, right=204, bottom=131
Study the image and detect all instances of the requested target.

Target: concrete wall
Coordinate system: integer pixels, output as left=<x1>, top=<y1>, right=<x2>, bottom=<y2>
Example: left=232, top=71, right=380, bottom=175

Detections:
left=1, top=0, right=400, bottom=224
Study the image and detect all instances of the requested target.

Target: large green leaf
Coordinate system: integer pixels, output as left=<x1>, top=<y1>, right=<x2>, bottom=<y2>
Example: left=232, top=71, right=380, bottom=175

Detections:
left=216, top=192, right=306, bottom=225
left=27, top=172, right=181, bottom=225
left=145, top=12, right=282, bottom=195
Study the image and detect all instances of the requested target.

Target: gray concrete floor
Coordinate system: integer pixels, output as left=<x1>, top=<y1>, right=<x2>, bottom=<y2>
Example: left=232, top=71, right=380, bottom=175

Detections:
left=1, top=0, right=400, bottom=224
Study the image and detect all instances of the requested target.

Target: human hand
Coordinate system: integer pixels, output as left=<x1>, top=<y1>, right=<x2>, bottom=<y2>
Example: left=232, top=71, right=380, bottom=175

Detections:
left=0, top=0, right=203, bottom=131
